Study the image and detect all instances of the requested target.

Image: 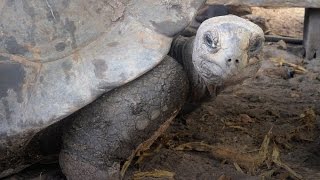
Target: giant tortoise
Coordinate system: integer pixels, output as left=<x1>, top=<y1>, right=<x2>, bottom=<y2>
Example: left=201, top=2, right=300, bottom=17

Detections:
left=0, top=0, right=264, bottom=179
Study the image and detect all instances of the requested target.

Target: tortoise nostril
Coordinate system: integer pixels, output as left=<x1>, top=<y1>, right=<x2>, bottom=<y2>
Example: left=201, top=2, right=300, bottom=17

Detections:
left=227, top=59, right=232, bottom=62
left=235, top=59, right=239, bottom=63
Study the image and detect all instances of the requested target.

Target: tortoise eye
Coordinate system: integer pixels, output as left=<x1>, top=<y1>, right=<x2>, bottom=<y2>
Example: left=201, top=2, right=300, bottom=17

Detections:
left=249, top=37, right=263, bottom=54
left=203, top=32, right=218, bottom=50
left=204, top=34, right=213, bottom=47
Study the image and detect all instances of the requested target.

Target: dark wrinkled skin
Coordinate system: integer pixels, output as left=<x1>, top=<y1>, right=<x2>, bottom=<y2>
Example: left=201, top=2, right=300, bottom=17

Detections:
left=60, top=57, right=189, bottom=179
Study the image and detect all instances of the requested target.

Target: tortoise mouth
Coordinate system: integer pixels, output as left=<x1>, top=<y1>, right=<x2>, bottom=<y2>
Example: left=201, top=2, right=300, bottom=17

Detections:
left=198, top=59, right=225, bottom=85
left=223, top=56, right=262, bottom=86
left=198, top=54, right=262, bottom=88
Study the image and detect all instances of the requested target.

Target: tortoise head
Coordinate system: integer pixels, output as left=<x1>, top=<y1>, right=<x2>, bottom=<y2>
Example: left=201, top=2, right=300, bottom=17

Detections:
left=192, top=15, right=264, bottom=94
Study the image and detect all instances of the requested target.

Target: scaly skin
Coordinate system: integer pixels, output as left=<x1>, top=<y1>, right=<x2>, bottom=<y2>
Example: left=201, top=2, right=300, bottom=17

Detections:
left=60, top=57, right=188, bottom=179
left=170, top=36, right=210, bottom=102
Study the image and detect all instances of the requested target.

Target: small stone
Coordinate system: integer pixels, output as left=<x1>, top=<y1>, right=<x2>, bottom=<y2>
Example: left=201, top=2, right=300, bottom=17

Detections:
left=239, top=114, right=254, bottom=123
left=247, top=95, right=261, bottom=103
left=277, top=40, right=287, bottom=50
left=290, top=92, right=300, bottom=98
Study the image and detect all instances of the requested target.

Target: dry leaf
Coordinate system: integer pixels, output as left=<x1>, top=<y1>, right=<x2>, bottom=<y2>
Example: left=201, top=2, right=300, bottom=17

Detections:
left=217, top=174, right=232, bottom=180
left=270, top=57, right=307, bottom=73
left=234, top=162, right=245, bottom=174
left=228, top=125, right=249, bottom=132
left=174, top=129, right=272, bottom=173
left=239, top=114, right=255, bottom=123
left=120, top=111, right=178, bottom=178
left=272, top=145, right=302, bottom=179
left=133, top=169, right=175, bottom=180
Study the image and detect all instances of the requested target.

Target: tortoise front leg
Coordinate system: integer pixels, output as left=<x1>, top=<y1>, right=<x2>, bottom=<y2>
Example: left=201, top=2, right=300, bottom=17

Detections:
left=59, top=56, right=188, bottom=179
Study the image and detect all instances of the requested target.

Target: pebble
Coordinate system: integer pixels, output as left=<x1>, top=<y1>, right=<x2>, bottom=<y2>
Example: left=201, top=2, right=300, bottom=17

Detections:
left=277, top=40, right=287, bottom=50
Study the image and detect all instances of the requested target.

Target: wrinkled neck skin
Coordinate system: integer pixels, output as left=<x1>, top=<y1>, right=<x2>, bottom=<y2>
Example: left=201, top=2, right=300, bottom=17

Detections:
left=170, top=36, right=222, bottom=103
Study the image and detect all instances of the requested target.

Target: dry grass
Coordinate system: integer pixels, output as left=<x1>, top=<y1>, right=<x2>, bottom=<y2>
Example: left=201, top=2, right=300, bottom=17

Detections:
left=133, top=169, right=175, bottom=180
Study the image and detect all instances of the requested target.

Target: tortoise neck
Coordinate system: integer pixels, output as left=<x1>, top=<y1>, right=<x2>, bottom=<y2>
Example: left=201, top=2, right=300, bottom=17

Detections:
left=169, top=35, right=190, bottom=66
left=170, top=36, right=210, bottom=102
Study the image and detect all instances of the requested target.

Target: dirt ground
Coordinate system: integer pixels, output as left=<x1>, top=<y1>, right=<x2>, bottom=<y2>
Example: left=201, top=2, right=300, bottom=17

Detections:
left=124, top=45, right=320, bottom=179
left=5, top=7, right=320, bottom=180
left=123, top=8, right=320, bottom=180
left=252, top=7, right=304, bottom=38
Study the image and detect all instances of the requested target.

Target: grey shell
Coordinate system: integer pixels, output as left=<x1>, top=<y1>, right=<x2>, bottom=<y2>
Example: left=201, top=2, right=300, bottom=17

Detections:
left=0, top=0, right=204, bottom=157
